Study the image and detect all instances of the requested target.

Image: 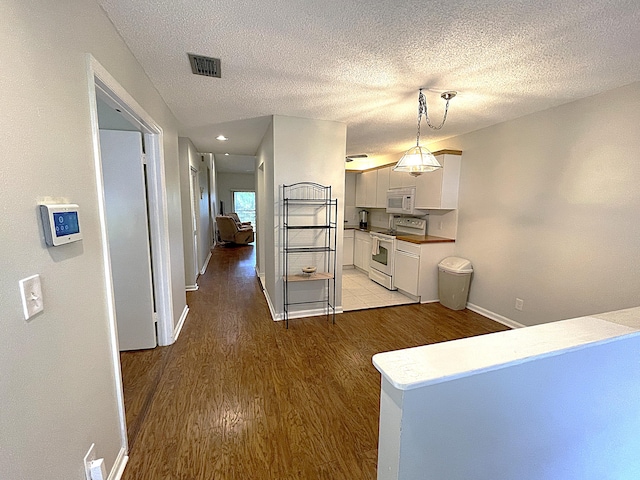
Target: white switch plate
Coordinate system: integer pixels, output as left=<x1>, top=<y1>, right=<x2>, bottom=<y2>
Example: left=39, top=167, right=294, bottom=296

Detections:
left=515, top=297, right=524, bottom=311
left=19, top=274, right=44, bottom=320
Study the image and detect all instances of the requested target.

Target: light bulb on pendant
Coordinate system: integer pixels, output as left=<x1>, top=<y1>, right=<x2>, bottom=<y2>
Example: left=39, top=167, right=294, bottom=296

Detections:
left=393, top=89, right=456, bottom=177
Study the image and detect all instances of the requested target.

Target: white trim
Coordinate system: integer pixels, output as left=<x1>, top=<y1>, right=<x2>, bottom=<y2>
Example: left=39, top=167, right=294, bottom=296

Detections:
left=86, top=57, right=128, bottom=456
left=467, top=303, right=526, bottom=329
left=186, top=284, right=199, bottom=292
left=200, top=251, right=212, bottom=275
left=173, top=305, right=189, bottom=341
left=273, top=307, right=339, bottom=322
left=107, top=447, right=128, bottom=480
left=88, top=54, right=175, bottom=348
left=263, top=289, right=279, bottom=321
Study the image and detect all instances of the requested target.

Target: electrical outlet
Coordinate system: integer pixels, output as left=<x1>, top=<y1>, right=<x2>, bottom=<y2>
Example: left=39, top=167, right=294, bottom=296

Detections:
left=84, top=443, right=96, bottom=480
left=515, top=298, right=524, bottom=311
left=438, top=221, right=443, bottom=230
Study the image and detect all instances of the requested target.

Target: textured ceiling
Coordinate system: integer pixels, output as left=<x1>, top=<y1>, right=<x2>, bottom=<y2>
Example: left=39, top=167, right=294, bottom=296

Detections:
left=98, top=0, right=640, bottom=170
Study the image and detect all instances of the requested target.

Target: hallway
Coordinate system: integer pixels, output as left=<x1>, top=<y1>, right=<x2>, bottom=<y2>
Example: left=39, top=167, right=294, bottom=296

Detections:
left=120, top=245, right=509, bottom=479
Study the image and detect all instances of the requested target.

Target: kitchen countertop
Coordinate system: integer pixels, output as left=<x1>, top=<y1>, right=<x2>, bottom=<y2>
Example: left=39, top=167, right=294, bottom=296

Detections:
left=344, top=225, right=454, bottom=244
left=395, top=234, right=455, bottom=244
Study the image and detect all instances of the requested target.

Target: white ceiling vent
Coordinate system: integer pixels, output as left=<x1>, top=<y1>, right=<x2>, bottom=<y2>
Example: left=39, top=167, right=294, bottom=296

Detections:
left=188, top=53, right=221, bottom=78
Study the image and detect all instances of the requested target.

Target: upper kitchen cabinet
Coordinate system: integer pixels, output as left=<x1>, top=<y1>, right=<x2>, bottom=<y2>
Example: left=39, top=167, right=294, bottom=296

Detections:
left=356, top=169, right=377, bottom=207
left=389, top=167, right=416, bottom=189
left=375, top=167, right=389, bottom=208
left=414, top=152, right=462, bottom=209
left=356, top=166, right=391, bottom=208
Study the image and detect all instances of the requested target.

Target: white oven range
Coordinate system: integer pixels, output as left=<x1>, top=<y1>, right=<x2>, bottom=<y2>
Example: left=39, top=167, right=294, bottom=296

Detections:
left=368, top=217, right=427, bottom=290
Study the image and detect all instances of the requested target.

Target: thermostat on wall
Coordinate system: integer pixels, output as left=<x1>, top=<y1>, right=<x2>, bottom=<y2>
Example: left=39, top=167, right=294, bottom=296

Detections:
left=39, top=203, right=82, bottom=246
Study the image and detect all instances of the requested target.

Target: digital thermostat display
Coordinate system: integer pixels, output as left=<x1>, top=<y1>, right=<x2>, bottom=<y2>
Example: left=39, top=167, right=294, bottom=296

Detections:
left=39, top=203, right=83, bottom=246
left=53, top=211, right=80, bottom=237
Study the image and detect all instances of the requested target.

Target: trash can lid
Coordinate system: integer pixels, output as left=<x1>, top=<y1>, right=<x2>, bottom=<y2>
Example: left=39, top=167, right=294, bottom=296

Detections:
left=438, top=256, right=473, bottom=274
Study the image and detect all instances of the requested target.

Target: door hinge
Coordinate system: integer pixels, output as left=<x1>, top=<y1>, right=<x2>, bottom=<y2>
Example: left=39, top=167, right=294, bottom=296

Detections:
left=141, top=154, right=147, bottom=165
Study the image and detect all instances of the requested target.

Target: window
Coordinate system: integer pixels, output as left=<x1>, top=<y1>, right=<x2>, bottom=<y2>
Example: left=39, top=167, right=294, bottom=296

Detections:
left=233, top=191, right=256, bottom=230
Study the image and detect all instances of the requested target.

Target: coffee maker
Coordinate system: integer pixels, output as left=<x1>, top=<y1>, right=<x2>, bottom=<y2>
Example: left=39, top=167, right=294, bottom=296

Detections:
left=359, top=210, right=368, bottom=229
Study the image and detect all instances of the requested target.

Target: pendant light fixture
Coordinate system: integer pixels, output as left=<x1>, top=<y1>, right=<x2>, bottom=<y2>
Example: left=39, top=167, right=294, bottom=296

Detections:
left=393, top=89, right=456, bottom=176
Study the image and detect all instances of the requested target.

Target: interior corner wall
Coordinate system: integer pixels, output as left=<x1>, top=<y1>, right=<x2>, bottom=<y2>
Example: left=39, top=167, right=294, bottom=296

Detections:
left=197, top=153, right=213, bottom=269
left=0, top=0, right=186, bottom=478
left=258, top=118, right=276, bottom=312
left=265, top=115, right=347, bottom=319
left=179, top=137, right=211, bottom=284
left=179, top=137, right=197, bottom=287
left=430, top=81, right=640, bottom=326
left=205, top=153, right=218, bottom=247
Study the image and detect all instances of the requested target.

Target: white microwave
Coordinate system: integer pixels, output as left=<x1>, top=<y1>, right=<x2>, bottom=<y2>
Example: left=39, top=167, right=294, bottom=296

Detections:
left=386, top=187, right=424, bottom=215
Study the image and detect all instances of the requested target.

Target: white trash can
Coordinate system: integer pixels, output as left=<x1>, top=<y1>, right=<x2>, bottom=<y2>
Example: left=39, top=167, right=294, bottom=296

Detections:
left=438, top=257, right=473, bottom=310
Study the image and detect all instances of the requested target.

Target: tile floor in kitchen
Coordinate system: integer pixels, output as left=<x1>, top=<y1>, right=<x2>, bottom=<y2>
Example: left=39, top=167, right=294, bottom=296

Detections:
left=342, top=267, right=416, bottom=311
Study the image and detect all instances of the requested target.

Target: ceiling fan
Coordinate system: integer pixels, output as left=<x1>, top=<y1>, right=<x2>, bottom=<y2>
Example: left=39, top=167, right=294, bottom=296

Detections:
left=345, top=154, right=368, bottom=163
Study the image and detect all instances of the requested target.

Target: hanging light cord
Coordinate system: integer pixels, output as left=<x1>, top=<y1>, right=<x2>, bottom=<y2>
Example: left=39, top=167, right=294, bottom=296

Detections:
left=416, top=88, right=452, bottom=146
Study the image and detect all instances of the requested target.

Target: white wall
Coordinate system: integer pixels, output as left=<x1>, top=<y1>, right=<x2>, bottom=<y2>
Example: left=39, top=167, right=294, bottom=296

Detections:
left=260, top=115, right=347, bottom=320
left=179, top=137, right=212, bottom=286
left=0, top=1, right=185, bottom=478
left=344, top=171, right=358, bottom=227
left=376, top=318, right=640, bottom=480
left=217, top=172, right=256, bottom=216
left=258, top=119, right=277, bottom=316
left=431, top=82, right=640, bottom=326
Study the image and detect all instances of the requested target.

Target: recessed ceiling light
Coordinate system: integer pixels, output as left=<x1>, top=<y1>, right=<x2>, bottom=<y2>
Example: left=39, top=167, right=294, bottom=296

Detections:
left=216, top=135, right=228, bottom=141
left=224, top=153, right=230, bottom=156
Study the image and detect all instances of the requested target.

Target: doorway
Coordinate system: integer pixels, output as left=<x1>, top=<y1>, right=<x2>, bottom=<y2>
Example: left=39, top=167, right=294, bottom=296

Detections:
left=88, top=55, right=177, bottom=457
left=190, top=167, right=200, bottom=285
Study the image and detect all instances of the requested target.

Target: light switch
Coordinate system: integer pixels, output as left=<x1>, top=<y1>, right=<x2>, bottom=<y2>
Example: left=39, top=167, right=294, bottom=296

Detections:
left=19, top=274, right=44, bottom=320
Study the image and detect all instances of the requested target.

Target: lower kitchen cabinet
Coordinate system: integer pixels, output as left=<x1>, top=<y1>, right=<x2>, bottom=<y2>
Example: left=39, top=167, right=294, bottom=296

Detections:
left=343, top=230, right=354, bottom=266
left=354, top=230, right=371, bottom=272
left=394, top=240, right=455, bottom=302
left=394, top=241, right=420, bottom=296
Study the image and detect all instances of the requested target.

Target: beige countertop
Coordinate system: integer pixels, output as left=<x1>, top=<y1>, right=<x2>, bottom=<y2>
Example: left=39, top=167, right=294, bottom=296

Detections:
left=344, top=225, right=455, bottom=244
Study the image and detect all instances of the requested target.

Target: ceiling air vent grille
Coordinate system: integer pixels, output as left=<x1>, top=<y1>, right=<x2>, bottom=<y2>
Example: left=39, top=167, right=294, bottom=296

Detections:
left=188, top=53, right=221, bottom=78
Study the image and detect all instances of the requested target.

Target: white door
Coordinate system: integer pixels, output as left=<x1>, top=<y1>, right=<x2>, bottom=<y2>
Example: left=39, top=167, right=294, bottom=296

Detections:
left=100, top=130, right=157, bottom=351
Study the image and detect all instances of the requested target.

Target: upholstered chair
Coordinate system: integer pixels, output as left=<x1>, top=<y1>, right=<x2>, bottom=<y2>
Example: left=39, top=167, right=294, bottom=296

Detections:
left=216, top=216, right=254, bottom=244
left=228, top=212, right=252, bottom=228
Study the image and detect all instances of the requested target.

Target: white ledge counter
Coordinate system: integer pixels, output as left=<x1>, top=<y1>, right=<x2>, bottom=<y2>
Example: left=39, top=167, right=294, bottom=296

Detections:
left=373, top=310, right=640, bottom=480
left=372, top=316, right=638, bottom=391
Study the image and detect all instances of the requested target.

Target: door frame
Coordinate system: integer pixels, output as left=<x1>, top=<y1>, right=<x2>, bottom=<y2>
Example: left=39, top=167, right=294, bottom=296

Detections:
left=86, top=55, right=176, bottom=452
left=189, top=166, right=200, bottom=285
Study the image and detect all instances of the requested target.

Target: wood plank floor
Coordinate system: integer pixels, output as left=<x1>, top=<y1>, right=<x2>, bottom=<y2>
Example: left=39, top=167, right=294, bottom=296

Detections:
left=120, top=245, right=509, bottom=479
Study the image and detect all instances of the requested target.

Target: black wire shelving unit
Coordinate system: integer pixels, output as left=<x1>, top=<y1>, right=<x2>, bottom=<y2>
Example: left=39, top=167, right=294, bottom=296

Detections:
left=282, top=182, right=338, bottom=328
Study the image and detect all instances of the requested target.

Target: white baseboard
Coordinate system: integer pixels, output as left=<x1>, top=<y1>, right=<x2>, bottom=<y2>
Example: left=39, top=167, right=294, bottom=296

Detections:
left=107, top=447, right=128, bottom=480
left=263, top=289, right=279, bottom=321
left=173, top=305, right=189, bottom=341
left=185, top=284, right=199, bottom=292
left=275, top=307, right=342, bottom=322
left=200, top=251, right=212, bottom=275
left=467, top=302, right=526, bottom=329
left=255, top=267, right=266, bottom=290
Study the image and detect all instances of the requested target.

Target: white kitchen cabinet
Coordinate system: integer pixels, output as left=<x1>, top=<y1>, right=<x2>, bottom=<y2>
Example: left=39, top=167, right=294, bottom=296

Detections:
left=393, top=240, right=455, bottom=302
left=394, top=241, right=420, bottom=296
left=375, top=167, right=390, bottom=208
left=354, top=230, right=371, bottom=272
left=389, top=166, right=416, bottom=189
left=414, top=153, right=461, bottom=209
left=343, top=230, right=354, bottom=266
left=356, top=170, right=377, bottom=207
